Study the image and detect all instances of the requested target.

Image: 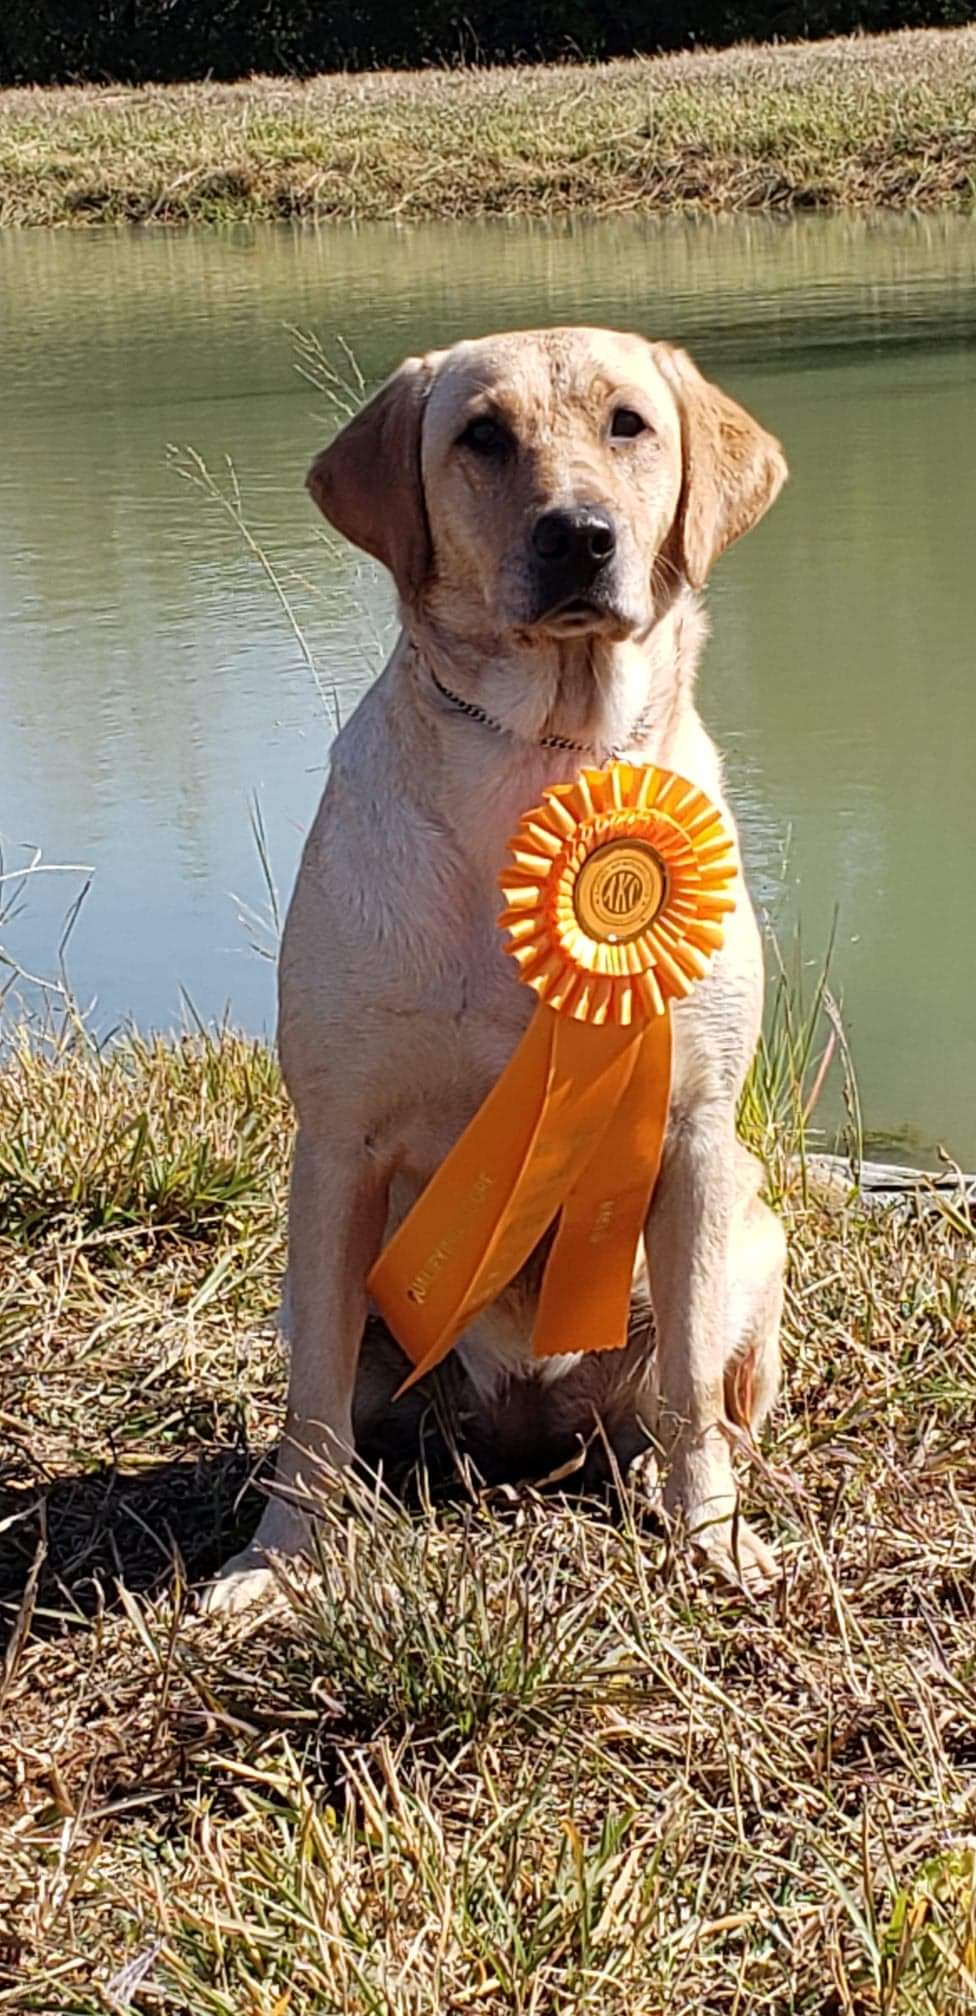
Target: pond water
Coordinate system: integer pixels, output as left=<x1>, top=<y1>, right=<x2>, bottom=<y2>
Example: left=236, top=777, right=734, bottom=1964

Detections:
left=1, top=217, right=974, bottom=1163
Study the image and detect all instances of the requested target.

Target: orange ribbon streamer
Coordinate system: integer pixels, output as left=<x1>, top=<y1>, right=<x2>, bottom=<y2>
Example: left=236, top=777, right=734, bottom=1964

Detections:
left=368, top=762, right=737, bottom=1385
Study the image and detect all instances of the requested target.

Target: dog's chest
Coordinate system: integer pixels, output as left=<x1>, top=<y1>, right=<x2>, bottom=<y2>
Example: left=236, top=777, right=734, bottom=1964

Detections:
left=395, top=919, right=533, bottom=1165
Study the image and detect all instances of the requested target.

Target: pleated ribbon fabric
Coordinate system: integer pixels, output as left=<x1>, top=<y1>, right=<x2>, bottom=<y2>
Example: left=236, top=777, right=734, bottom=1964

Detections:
left=368, top=762, right=738, bottom=1386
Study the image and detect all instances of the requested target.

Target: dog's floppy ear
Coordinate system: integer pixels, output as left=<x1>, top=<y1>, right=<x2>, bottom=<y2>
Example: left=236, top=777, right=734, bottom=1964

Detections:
left=654, top=344, right=787, bottom=590
left=307, top=355, right=435, bottom=601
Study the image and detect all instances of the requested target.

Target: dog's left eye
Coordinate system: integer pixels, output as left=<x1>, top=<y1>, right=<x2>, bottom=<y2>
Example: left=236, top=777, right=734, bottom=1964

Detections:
left=610, top=408, right=648, bottom=439
left=458, top=416, right=511, bottom=457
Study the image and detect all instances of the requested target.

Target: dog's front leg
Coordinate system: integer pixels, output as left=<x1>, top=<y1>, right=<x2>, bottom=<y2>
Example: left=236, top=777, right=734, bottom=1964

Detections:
left=200, top=1124, right=388, bottom=1614
left=644, top=1104, right=779, bottom=1592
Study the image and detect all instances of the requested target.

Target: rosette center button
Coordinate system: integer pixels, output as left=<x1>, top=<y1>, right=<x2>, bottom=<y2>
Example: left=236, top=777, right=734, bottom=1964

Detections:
left=573, top=840, right=667, bottom=943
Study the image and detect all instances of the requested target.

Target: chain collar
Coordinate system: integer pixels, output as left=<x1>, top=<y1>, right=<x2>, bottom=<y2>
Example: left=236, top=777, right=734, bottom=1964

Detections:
left=427, top=662, right=618, bottom=760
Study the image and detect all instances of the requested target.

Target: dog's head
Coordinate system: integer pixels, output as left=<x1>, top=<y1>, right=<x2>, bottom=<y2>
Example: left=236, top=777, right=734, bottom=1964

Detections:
left=308, top=328, right=786, bottom=642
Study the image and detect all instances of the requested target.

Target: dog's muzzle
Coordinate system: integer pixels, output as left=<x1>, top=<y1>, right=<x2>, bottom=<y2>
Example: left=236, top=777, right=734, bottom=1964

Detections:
left=530, top=505, right=618, bottom=624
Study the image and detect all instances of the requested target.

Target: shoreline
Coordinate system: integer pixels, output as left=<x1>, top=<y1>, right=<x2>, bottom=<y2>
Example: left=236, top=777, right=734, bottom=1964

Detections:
left=1, top=26, right=974, bottom=228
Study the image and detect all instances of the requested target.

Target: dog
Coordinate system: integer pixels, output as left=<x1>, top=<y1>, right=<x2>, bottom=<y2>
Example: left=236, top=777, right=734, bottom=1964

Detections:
left=203, top=326, right=788, bottom=1614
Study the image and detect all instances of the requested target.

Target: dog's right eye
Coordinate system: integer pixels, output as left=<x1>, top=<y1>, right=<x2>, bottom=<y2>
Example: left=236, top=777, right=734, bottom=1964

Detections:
left=610, top=407, right=648, bottom=439
left=458, top=416, right=511, bottom=458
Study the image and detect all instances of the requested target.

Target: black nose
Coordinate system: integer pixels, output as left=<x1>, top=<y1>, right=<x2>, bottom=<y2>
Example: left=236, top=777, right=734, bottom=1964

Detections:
left=532, top=506, right=617, bottom=573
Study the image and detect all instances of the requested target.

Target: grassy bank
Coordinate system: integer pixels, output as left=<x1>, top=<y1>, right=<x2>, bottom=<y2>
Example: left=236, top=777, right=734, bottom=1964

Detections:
left=1, top=27, right=975, bottom=227
left=1, top=1023, right=975, bottom=2011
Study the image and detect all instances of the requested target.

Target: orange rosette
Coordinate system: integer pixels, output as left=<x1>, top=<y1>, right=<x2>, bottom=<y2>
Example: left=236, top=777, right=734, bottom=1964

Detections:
left=368, top=763, right=737, bottom=1383
left=499, top=761, right=737, bottom=1025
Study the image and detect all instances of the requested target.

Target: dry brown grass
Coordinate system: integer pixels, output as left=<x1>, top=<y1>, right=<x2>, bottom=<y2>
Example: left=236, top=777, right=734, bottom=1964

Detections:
left=1, top=1024, right=975, bottom=2011
left=0, top=27, right=975, bottom=227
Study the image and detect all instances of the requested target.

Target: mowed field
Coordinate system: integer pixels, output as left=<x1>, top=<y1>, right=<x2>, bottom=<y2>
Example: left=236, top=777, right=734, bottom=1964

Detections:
left=1, top=26, right=975, bottom=226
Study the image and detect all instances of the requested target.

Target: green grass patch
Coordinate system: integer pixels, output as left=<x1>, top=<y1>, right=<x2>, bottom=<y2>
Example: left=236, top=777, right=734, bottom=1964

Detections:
left=1, top=27, right=975, bottom=227
left=0, top=1022, right=290, bottom=1241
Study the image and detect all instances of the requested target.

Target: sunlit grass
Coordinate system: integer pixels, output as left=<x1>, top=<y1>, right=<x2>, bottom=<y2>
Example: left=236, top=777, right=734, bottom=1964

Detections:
left=0, top=1000, right=973, bottom=2011
left=1, top=27, right=975, bottom=226
left=0, top=1021, right=290, bottom=1241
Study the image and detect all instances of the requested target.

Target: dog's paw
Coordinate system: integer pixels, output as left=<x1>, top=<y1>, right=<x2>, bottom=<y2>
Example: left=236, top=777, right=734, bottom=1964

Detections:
left=196, top=1546, right=285, bottom=1618
left=626, top=1444, right=661, bottom=1503
left=197, top=1499, right=315, bottom=1618
left=691, top=1511, right=780, bottom=1596
left=665, top=1437, right=780, bottom=1597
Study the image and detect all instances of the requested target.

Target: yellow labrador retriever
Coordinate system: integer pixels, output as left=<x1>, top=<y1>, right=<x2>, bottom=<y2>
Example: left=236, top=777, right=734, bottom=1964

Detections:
left=204, top=327, right=788, bottom=1613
